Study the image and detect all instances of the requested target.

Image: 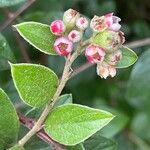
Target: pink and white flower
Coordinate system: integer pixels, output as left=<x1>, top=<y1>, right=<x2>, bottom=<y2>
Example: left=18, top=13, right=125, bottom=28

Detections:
left=63, top=9, right=80, bottom=26
left=50, top=20, right=65, bottom=36
left=90, top=13, right=121, bottom=32
left=54, top=37, right=73, bottom=56
left=76, top=17, right=89, bottom=30
left=97, top=63, right=116, bottom=79
left=85, top=44, right=106, bottom=64
left=105, top=13, right=121, bottom=32
left=106, top=50, right=122, bottom=65
left=90, top=15, right=108, bottom=32
left=68, top=30, right=82, bottom=43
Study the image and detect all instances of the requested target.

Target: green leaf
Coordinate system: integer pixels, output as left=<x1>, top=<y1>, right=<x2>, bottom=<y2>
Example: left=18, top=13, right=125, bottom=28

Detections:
left=116, top=46, right=138, bottom=68
left=0, top=34, right=15, bottom=70
left=7, top=145, right=25, bottom=150
left=0, top=89, right=19, bottom=148
left=127, top=50, right=150, bottom=111
left=131, top=112, right=150, bottom=143
left=13, top=22, right=56, bottom=55
left=100, top=108, right=129, bottom=138
left=54, top=94, right=73, bottom=107
left=44, top=104, right=114, bottom=146
left=10, top=63, right=59, bottom=107
left=84, top=132, right=117, bottom=150
left=0, top=0, right=26, bottom=7
left=25, top=94, right=72, bottom=118
left=67, top=143, right=85, bottom=150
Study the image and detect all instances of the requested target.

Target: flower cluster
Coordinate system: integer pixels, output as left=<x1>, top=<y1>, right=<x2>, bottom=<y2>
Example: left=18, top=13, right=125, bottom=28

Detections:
left=50, top=9, right=89, bottom=56
left=50, top=9, right=125, bottom=79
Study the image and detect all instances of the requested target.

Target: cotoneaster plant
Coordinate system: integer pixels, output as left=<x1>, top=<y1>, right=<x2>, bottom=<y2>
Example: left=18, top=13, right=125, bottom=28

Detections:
left=0, top=8, right=138, bottom=150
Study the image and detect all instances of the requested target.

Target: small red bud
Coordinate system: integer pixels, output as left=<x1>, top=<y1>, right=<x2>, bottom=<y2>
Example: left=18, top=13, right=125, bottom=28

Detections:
left=50, top=20, right=65, bottom=36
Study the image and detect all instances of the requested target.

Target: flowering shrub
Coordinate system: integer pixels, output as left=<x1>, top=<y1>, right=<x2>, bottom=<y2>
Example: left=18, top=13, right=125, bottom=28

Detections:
left=0, top=8, right=138, bottom=150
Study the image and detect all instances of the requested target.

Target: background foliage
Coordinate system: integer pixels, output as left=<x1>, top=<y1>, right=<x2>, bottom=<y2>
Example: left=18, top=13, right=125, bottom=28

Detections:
left=0, top=0, right=150, bottom=149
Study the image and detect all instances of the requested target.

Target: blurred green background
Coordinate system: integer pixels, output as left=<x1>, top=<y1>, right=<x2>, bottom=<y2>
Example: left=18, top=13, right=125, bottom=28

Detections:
left=0, top=0, right=150, bottom=150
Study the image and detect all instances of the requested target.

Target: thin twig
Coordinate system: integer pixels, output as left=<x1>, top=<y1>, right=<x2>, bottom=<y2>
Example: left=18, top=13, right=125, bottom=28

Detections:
left=18, top=113, right=66, bottom=150
left=0, top=0, right=36, bottom=32
left=72, top=38, right=150, bottom=78
left=125, top=38, right=150, bottom=49
left=125, top=129, right=150, bottom=150
left=72, top=62, right=93, bottom=78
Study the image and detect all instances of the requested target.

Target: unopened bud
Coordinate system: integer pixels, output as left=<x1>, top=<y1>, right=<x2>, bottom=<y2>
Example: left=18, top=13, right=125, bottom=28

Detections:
left=54, top=37, right=73, bottom=56
left=50, top=20, right=65, bottom=36
left=68, top=30, right=82, bottom=43
left=76, top=17, right=89, bottom=30
left=97, top=62, right=116, bottom=79
left=85, top=44, right=106, bottom=64
left=63, top=9, right=80, bottom=29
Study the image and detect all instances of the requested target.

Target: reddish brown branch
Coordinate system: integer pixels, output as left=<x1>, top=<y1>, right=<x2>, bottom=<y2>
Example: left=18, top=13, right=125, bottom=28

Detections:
left=0, top=0, right=36, bottom=32
left=18, top=113, right=66, bottom=150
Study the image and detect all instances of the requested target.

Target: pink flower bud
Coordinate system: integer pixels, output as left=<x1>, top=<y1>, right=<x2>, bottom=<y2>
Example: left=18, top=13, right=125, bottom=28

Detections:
left=97, top=63, right=116, bottom=79
left=76, top=17, right=89, bottom=30
left=50, top=20, right=65, bottom=36
left=54, top=37, right=73, bottom=56
left=90, top=15, right=108, bottom=32
left=63, top=9, right=80, bottom=27
left=105, top=13, right=121, bottom=32
left=68, top=30, right=82, bottom=43
left=85, top=44, right=106, bottom=64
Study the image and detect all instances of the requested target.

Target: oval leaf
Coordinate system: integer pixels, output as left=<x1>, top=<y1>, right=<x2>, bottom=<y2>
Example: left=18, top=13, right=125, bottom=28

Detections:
left=54, top=94, right=73, bottom=107
left=44, top=104, right=114, bottom=146
left=13, top=22, right=56, bottom=55
left=116, top=46, right=138, bottom=68
left=0, top=0, right=25, bottom=7
left=0, top=89, right=19, bottom=147
left=127, top=50, right=150, bottom=111
left=84, top=132, right=117, bottom=150
left=11, top=63, right=59, bottom=107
